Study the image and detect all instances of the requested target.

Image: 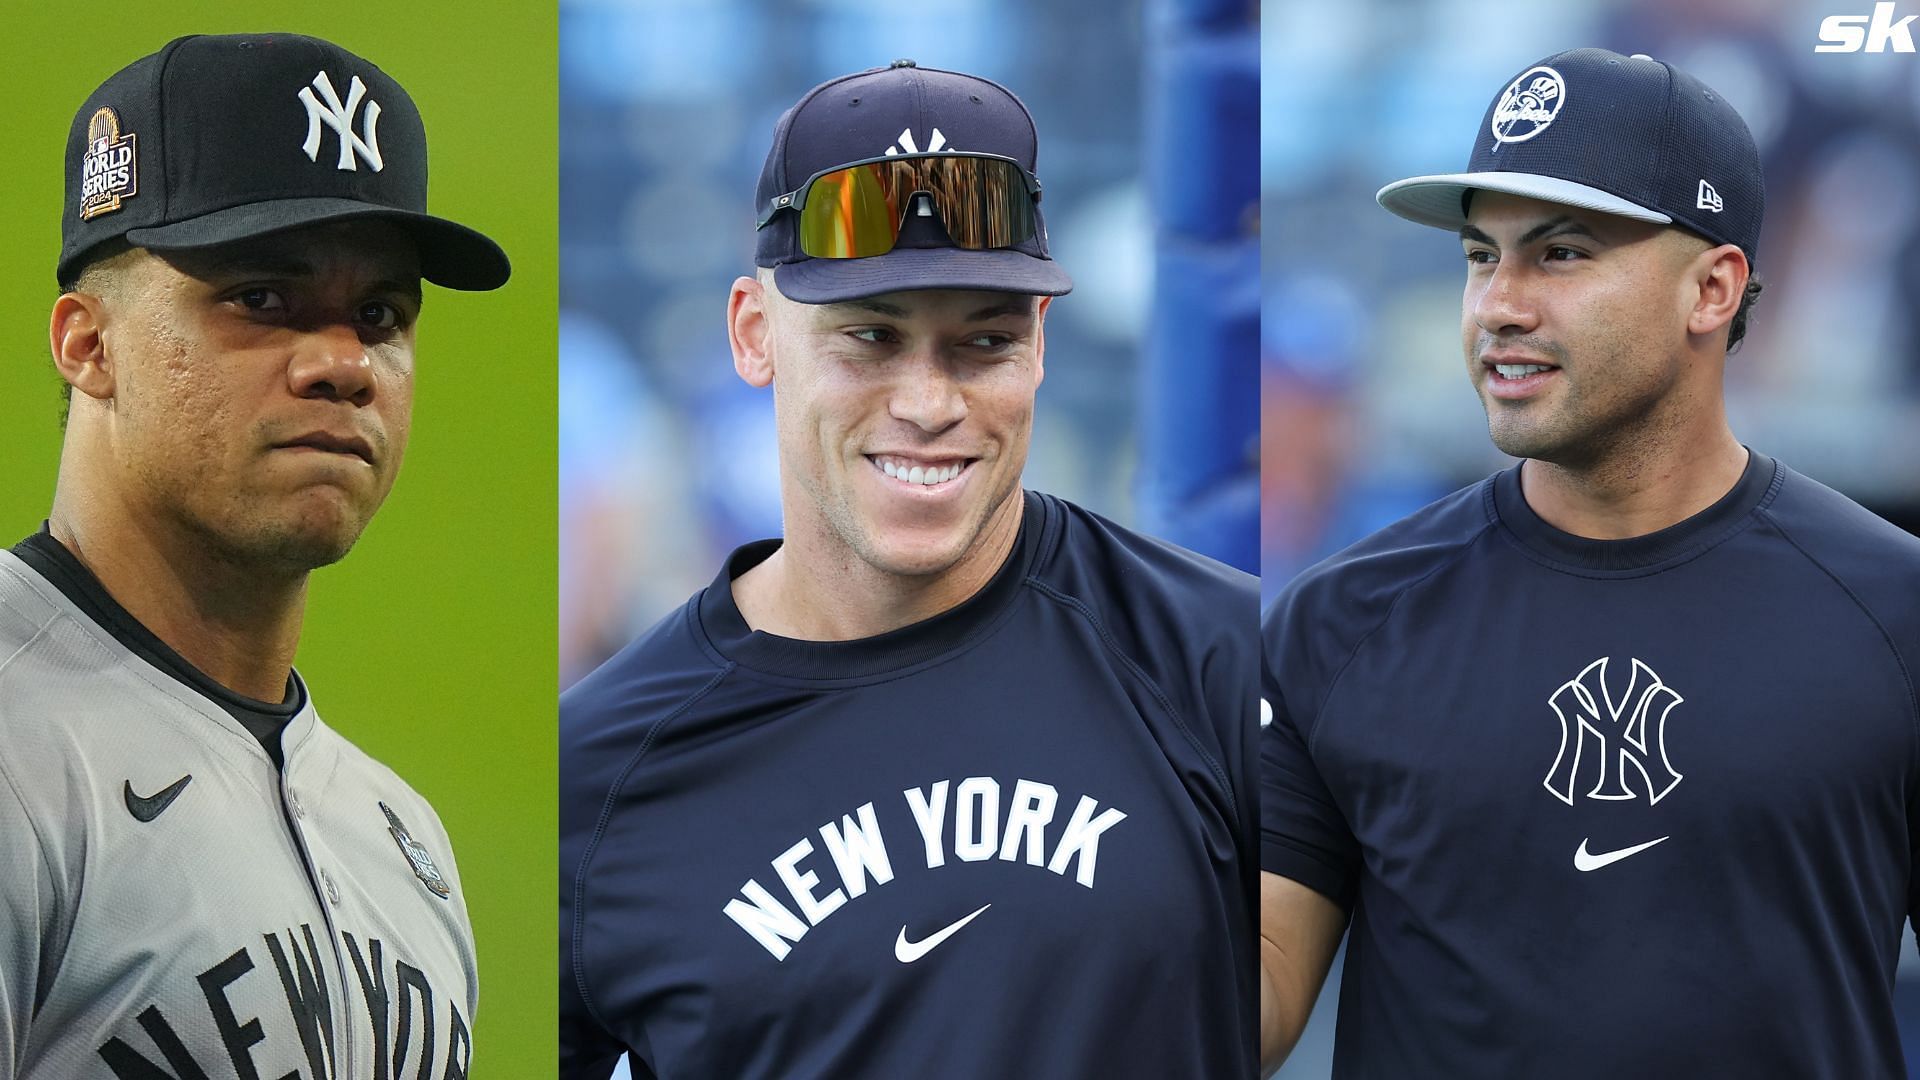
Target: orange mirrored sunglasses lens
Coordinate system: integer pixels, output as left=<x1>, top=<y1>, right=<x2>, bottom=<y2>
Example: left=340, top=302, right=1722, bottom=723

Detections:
left=795, top=157, right=1035, bottom=259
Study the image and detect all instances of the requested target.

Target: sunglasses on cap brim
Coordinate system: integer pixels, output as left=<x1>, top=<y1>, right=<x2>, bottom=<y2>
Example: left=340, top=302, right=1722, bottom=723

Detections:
left=757, top=152, right=1043, bottom=259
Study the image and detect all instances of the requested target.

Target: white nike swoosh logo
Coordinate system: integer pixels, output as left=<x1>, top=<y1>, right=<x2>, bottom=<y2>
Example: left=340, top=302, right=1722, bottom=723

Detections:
left=1574, top=836, right=1670, bottom=871
left=895, top=903, right=992, bottom=963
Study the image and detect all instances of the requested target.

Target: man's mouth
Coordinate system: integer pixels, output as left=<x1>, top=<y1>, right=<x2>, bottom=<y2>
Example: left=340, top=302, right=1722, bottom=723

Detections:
left=1491, top=363, right=1555, bottom=381
left=868, top=454, right=973, bottom=487
left=276, top=431, right=375, bottom=465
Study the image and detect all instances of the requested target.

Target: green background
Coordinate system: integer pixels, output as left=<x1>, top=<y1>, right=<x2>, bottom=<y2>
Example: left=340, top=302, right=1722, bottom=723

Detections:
left=0, top=4, right=557, bottom=1072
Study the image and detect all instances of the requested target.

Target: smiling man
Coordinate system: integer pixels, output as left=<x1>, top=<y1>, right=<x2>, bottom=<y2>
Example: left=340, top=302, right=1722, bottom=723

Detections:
left=0, top=34, right=508, bottom=1077
left=560, top=62, right=1259, bottom=1079
left=1257, top=50, right=1920, bottom=1077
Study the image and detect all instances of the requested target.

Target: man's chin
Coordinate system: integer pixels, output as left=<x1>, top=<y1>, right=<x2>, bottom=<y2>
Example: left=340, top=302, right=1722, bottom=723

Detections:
left=856, top=534, right=974, bottom=579
left=215, top=504, right=376, bottom=574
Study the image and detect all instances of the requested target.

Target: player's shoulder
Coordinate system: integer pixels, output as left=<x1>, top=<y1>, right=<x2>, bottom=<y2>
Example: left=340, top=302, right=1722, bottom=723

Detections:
left=1266, top=473, right=1495, bottom=648
left=1762, top=458, right=1920, bottom=567
left=1028, top=490, right=1257, bottom=618
left=0, top=550, right=66, bottom=657
left=1760, top=457, right=1920, bottom=617
left=560, top=591, right=720, bottom=766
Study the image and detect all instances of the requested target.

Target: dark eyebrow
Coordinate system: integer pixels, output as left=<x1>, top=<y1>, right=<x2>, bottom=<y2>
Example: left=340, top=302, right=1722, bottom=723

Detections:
left=1459, top=215, right=1599, bottom=249
left=371, top=277, right=425, bottom=304
left=965, top=298, right=1037, bottom=322
left=843, top=299, right=910, bottom=318
left=213, top=256, right=316, bottom=278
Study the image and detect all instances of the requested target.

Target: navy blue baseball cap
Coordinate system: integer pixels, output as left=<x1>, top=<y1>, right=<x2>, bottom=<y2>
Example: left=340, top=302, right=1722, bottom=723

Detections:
left=1377, top=48, right=1764, bottom=261
left=60, top=33, right=510, bottom=291
left=753, top=60, right=1072, bottom=304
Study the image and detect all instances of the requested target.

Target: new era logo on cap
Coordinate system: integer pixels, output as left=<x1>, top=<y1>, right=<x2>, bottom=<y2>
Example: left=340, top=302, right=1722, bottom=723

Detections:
left=1376, top=48, right=1764, bottom=262
left=59, top=33, right=508, bottom=290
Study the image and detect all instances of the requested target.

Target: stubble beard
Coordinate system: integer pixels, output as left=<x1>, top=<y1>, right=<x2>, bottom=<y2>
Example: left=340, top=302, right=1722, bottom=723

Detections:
left=1479, top=335, right=1681, bottom=477
left=812, top=458, right=1021, bottom=582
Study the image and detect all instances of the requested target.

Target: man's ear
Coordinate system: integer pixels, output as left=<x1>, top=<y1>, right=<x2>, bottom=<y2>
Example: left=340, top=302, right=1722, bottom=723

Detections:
left=1687, top=242, right=1748, bottom=341
left=729, top=275, right=775, bottom=388
left=49, top=291, right=117, bottom=402
left=1032, top=295, right=1051, bottom=388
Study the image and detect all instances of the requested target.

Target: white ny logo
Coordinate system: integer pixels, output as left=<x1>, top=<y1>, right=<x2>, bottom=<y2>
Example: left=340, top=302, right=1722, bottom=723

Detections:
left=298, top=71, right=383, bottom=172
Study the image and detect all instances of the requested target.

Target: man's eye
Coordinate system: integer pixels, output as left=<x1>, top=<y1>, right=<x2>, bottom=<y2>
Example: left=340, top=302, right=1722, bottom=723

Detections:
left=1463, top=249, right=1495, bottom=265
left=849, top=328, right=894, bottom=344
left=1546, top=246, right=1584, bottom=261
left=235, top=287, right=287, bottom=311
left=966, top=333, right=1012, bottom=349
left=357, top=301, right=401, bottom=330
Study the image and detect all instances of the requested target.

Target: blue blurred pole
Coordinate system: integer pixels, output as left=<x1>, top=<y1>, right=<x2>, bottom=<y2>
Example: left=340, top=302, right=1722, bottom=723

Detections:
left=1138, top=0, right=1259, bottom=573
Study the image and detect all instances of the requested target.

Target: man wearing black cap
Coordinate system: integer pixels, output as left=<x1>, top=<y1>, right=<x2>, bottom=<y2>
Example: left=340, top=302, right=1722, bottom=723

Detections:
left=0, top=34, right=508, bottom=1076
left=1259, top=49, right=1920, bottom=1077
left=561, top=62, right=1258, bottom=1079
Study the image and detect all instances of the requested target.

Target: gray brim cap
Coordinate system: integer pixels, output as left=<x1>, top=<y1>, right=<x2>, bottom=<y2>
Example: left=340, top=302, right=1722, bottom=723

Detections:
left=1374, top=48, right=1762, bottom=260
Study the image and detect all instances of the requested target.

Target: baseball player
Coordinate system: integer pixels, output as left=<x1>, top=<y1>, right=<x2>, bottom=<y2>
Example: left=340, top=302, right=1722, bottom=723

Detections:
left=1259, top=49, right=1920, bottom=1077
left=0, top=34, right=509, bottom=1077
left=560, top=62, right=1259, bottom=1079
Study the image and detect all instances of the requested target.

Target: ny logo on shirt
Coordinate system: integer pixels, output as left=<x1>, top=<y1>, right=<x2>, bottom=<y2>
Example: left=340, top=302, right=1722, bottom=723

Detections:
left=1542, top=657, right=1684, bottom=805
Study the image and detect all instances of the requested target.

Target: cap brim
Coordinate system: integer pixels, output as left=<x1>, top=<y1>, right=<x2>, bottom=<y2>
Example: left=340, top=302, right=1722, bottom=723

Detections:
left=1376, top=172, right=1673, bottom=231
left=772, top=247, right=1072, bottom=304
left=124, top=197, right=511, bottom=291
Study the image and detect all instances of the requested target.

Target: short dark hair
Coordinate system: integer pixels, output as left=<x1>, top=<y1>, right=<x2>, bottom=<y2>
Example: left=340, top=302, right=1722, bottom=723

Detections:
left=1727, top=273, right=1762, bottom=353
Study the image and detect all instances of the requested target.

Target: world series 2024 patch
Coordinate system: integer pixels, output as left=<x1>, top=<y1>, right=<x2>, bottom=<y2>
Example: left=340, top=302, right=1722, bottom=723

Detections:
left=381, top=801, right=451, bottom=899
left=79, top=107, right=137, bottom=220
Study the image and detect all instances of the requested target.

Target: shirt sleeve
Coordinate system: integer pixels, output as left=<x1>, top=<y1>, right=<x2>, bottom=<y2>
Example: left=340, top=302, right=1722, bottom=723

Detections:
left=0, top=761, right=59, bottom=1075
left=1259, top=649, right=1362, bottom=908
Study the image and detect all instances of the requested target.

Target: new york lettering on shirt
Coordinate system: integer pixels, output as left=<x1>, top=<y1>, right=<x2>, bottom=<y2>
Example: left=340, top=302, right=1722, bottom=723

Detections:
left=723, top=777, right=1128, bottom=961
left=562, top=493, right=1260, bottom=1079
left=94, top=925, right=470, bottom=1079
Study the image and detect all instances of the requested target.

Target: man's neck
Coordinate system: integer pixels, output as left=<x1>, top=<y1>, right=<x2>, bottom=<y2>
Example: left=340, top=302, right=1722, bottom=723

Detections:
left=1521, top=425, right=1749, bottom=541
left=47, top=507, right=306, bottom=702
left=733, top=492, right=1025, bottom=642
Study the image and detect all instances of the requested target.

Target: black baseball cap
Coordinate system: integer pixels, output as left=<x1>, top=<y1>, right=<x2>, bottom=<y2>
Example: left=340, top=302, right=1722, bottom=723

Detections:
left=1377, top=48, right=1764, bottom=261
left=59, top=33, right=510, bottom=291
left=754, top=60, right=1072, bottom=304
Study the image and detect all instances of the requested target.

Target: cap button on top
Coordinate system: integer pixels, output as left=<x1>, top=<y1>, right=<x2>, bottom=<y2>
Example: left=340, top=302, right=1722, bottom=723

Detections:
left=890, top=59, right=917, bottom=68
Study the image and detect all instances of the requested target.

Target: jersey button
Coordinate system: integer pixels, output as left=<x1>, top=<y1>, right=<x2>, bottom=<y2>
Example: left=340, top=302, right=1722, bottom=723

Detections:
left=288, top=791, right=305, bottom=818
left=322, top=870, right=341, bottom=905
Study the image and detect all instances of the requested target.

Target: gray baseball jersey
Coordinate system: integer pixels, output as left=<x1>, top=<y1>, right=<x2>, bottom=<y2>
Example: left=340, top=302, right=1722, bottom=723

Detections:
left=0, top=548, right=477, bottom=1078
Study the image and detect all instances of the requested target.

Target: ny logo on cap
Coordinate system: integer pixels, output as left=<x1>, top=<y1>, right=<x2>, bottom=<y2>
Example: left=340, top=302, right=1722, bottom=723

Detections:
left=884, top=127, right=951, bottom=156
left=1491, top=66, right=1566, bottom=145
left=299, top=71, right=384, bottom=172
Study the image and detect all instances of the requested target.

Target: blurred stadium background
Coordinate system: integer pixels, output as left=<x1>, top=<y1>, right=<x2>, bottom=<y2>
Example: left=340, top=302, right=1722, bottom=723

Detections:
left=560, top=0, right=1256, bottom=689
left=1263, top=0, right=1920, bottom=1074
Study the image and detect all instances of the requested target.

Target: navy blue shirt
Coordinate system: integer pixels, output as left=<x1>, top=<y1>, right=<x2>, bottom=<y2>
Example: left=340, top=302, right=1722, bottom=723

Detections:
left=1262, top=452, right=1920, bottom=1078
left=563, top=492, right=1258, bottom=1079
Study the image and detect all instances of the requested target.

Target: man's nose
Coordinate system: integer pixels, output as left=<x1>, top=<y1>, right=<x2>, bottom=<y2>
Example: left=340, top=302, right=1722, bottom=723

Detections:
left=888, top=349, right=967, bottom=434
left=287, top=323, right=376, bottom=406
